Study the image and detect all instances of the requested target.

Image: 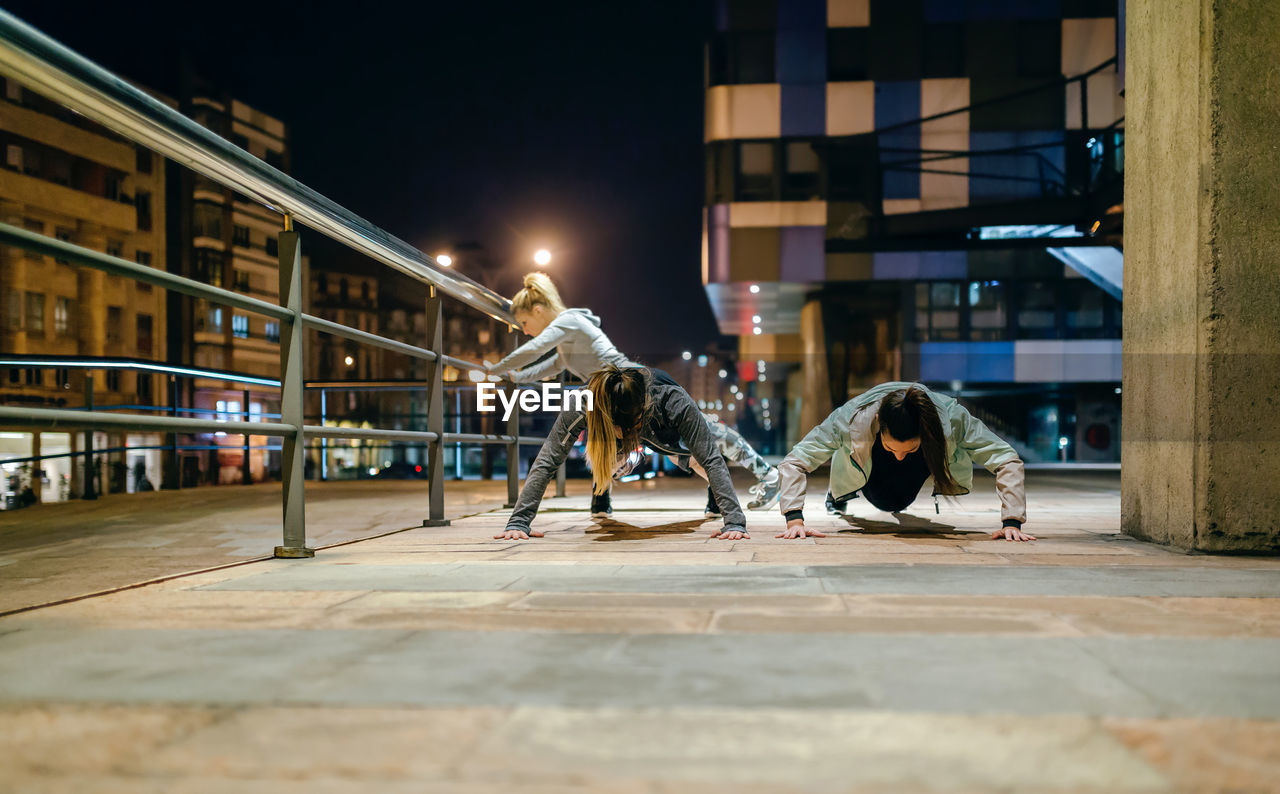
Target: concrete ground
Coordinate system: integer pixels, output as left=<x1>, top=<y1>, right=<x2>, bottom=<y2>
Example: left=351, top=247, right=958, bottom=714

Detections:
left=1, top=471, right=1279, bottom=793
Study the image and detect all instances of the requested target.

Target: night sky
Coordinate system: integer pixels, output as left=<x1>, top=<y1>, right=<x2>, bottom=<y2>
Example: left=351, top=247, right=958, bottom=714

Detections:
left=7, top=0, right=724, bottom=360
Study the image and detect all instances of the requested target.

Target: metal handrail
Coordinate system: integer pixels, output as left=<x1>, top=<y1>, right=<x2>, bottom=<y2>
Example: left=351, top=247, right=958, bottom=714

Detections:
left=0, top=10, right=515, bottom=326
left=0, top=11, right=548, bottom=553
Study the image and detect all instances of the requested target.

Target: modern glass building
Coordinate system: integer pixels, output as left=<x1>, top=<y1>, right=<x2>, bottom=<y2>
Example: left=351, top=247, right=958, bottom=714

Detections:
left=702, top=0, right=1124, bottom=462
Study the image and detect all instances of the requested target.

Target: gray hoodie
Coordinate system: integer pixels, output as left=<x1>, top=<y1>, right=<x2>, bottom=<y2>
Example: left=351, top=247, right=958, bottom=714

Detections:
left=488, top=308, right=638, bottom=383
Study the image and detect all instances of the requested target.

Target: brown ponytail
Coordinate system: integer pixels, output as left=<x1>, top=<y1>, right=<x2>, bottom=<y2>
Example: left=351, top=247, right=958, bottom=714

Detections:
left=877, top=385, right=962, bottom=495
left=584, top=365, right=650, bottom=495
left=511, top=272, right=568, bottom=316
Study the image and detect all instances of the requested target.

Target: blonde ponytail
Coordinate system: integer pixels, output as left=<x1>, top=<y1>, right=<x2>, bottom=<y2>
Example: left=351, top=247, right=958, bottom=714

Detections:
left=584, top=365, right=649, bottom=495
left=511, top=272, right=567, bottom=316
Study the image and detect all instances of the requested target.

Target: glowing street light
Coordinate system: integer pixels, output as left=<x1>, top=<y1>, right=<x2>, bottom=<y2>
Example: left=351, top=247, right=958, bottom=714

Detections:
left=751, top=314, right=761, bottom=324
left=533, top=249, right=552, bottom=266
left=752, top=327, right=762, bottom=335
left=344, top=355, right=354, bottom=366
left=681, top=351, right=692, bottom=361
left=718, top=369, right=728, bottom=378
left=436, top=254, right=453, bottom=267
left=749, top=284, right=760, bottom=294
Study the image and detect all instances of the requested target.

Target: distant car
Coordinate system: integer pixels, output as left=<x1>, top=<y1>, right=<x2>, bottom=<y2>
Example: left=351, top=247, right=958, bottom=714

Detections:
left=373, top=461, right=429, bottom=479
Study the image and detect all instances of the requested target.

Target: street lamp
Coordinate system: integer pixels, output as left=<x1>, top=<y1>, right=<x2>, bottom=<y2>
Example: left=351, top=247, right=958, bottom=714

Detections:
left=436, top=254, right=453, bottom=267
left=533, top=249, right=552, bottom=266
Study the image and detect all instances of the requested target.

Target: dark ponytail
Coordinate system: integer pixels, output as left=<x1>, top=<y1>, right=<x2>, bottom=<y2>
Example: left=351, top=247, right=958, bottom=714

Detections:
left=877, top=385, right=962, bottom=495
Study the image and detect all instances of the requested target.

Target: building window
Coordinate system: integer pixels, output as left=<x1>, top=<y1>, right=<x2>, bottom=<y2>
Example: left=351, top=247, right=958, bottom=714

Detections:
left=968, top=281, right=1007, bottom=341
left=135, top=190, right=152, bottom=231
left=1063, top=282, right=1109, bottom=339
left=922, top=24, right=965, bottom=79
left=25, top=368, right=43, bottom=386
left=735, top=142, right=776, bottom=201
left=194, top=248, right=224, bottom=286
left=782, top=141, right=821, bottom=201
left=232, top=314, right=249, bottom=339
left=54, top=297, right=74, bottom=337
left=207, top=306, right=224, bottom=332
left=54, top=227, right=72, bottom=264
left=136, top=314, right=153, bottom=355
left=828, top=27, right=870, bottom=81
left=339, top=278, right=349, bottom=302
left=104, top=174, right=121, bottom=201
left=192, top=202, right=222, bottom=239
left=20, top=146, right=41, bottom=176
left=5, top=143, right=22, bottom=171
left=107, top=306, right=123, bottom=343
left=137, top=372, right=153, bottom=404
left=106, top=239, right=123, bottom=258
left=135, top=145, right=152, bottom=174
left=25, top=291, right=44, bottom=336
left=4, top=290, right=19, bottom=331
left=361, top=282, right=370, bottom=302
left=233, top=269, right=251, bottom=293
left=1016, top=282, right=1058, bottom=338
left=233, top=224, right=251, bottom=247
left=22, top=218, right=43, bottom=260
left=915, top=282, right=962, bottom=341
left=264, top=321, right=280, bottom=343
left=55, top=368, right=70, bottom=389
left=265, top=236, right=278, bottom=256
left=105, top=369, right=120, bottom=392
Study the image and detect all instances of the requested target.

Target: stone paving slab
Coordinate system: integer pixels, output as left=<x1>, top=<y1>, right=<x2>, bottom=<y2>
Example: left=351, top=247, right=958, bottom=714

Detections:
left=198, top=560, right=1280, bottom=598
left=3, top=628, right=1280, bottom=720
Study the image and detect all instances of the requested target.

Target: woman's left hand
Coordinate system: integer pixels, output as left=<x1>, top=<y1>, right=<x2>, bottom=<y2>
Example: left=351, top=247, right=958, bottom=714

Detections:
left=991, top=526, right=1037, bottom=542
left=712, top=528, right=750, bottom=540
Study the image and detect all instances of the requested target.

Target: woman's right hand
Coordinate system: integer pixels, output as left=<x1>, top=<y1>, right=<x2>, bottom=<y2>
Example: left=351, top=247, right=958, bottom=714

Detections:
left=494, top=528, right=544, bottom=540
left=776, top=518, right=826, bottom=540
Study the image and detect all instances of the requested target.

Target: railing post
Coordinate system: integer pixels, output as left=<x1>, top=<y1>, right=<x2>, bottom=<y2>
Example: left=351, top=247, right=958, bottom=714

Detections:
left=242, top=387, right=252, bottom=485
left=422, top=285, right=449, bottom=526
left=319, top=388, right=328, bottom=481
left=503, top=324, right=520, bottom=509
left=163, top=374, right=180, bottom=490
left=274, top=218, right=313, bottom=558
left=82, top=374, right=96, bottom=500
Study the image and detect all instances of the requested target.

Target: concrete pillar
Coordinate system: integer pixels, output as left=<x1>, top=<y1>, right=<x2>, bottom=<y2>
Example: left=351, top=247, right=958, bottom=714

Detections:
left=799, top=298, right=833, bottom=438
left=1124, top=0, right=1280, bottom=551
left=30, top=432, right=41, bottom=502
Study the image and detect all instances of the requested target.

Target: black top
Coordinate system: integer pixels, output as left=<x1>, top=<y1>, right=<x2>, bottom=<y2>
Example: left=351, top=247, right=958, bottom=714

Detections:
left=860, top=435, right=932, bottom=513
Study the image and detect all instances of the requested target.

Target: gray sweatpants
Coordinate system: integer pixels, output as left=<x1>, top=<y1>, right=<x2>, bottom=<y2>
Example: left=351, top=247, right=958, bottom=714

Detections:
left=703, top=413, right=772, bottom=480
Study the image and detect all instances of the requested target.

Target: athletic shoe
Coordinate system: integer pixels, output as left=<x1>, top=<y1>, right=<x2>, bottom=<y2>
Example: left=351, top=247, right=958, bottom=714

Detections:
left=825, top=492, right=848, bottom=515
left=745, top=467, right=781, bottom=510
left=704, top=488, right=722, bottom=518
left=590, top=491, right=612, bottom=518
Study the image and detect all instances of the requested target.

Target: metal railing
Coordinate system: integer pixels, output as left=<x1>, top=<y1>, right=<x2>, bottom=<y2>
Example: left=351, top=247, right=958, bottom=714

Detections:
left=0, top=11, right=539, bottom=556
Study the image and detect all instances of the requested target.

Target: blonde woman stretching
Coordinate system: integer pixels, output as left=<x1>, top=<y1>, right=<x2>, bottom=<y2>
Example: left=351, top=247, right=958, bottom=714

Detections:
left=485, top=273, right=780, bottom=518
left=495, top=365, right=748, bottom=541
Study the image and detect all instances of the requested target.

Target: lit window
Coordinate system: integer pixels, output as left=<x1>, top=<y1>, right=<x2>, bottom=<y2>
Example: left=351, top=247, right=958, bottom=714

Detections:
left=232, top=314, right=249, bottom=339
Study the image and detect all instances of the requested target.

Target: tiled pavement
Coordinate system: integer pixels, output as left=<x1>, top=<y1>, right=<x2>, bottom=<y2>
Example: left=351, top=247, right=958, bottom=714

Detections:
left=1, top=471, right=1279, bottom=792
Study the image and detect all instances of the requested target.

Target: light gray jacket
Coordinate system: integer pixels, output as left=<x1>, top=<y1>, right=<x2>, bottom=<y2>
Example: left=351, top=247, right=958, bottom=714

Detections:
left=778, top=382, right=1027, bottom=524
left=487, top=308, right=638, bottom=383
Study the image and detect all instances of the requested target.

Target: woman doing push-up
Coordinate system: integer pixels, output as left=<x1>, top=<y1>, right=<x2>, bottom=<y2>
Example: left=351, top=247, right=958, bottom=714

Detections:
left=774, top=381, right=1035, bottom=542
left=494, top=364, right=748, bottom=541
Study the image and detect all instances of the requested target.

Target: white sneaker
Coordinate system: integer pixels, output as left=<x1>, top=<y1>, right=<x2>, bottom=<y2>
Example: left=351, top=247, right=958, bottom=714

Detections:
left=746, top=468, right=781, bottom=510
